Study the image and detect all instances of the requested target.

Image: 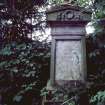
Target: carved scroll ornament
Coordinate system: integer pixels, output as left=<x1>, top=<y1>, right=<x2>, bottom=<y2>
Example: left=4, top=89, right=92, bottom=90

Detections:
left=57, top=10, right=82, bottom=21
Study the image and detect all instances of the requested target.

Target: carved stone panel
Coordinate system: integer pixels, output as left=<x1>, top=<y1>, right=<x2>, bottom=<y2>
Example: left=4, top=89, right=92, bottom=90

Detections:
left=56, top=10, right=91, bottom=21
left=47, top=9, right=91, bottom=21
left=55, top=40, right=85, bottom=82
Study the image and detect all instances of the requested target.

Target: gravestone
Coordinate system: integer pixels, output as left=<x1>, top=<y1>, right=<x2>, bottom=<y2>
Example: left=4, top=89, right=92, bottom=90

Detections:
left=46, top=4, right=91, bottom=89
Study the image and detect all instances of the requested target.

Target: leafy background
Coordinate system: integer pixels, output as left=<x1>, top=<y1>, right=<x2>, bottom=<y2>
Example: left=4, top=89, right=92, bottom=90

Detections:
left=0, top=0, right=105, bottom=105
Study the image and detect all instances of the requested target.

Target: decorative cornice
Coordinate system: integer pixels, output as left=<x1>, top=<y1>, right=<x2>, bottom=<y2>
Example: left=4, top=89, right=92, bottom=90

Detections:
left=46, top=5, right=92, bottom=22
left=47, top=21, right=89, bottom=27
left=46, top=4, right=92, bottom=14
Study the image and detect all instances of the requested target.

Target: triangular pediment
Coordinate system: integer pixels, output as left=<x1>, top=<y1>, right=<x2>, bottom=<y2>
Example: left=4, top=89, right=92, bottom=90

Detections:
left=46, top=4, right=92, bottom=21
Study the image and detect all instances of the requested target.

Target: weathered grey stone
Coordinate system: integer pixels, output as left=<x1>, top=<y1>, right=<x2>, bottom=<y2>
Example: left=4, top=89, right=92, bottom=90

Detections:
left=46, top=4, right=91, bottom=88
left=55, top=41, right=84, bottom=81
left=46, top=4, right=92, bottom=21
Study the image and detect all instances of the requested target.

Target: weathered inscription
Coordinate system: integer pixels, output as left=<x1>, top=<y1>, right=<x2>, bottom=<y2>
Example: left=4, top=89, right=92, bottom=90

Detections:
left=55, top=41, right=85, bottom=81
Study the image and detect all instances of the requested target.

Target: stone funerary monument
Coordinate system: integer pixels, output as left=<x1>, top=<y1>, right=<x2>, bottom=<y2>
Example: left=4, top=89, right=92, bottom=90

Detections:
left=46, top=4, right=91, bottom=89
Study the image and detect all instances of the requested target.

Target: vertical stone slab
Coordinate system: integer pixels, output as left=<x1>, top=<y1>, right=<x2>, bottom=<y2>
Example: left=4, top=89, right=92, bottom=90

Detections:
left=46, top=4, right=91, bottom=88
left=55, top=41, right=83, bottom=81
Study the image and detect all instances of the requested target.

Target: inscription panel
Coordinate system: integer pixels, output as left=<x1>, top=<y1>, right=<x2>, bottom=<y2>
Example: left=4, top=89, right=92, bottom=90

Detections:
left=55, top=41, right=85, bottom=81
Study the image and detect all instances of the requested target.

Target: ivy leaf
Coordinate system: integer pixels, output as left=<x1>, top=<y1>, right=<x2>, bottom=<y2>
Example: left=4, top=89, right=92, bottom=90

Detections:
left=11, top=67, right=18, bottom=73
left=16, top=43, right=27, bottom=50
left=0, top=61, right=7, bottom=68
left=0, top=46, right=13, bottom=55
left=13, top=95, right=23, bottom=102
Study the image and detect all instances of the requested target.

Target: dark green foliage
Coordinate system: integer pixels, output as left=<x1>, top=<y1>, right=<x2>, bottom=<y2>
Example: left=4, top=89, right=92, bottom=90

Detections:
left=1, top=0, right=105, bottom=105
left=90, top=90, right=105, bottom=105
left=86, top=22, right=105, bottom=84
left=0, top=1, right=50, bottom=104
left=0, top=39, right=50, bottom=105
left=86, top=26, right=105, bottom=105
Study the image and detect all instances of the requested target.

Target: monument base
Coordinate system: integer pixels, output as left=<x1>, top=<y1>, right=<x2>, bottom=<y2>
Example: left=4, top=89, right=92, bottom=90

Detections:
left=42, top=80, right=87, bottom=105
left=55, top=80, right=86, bottom=89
